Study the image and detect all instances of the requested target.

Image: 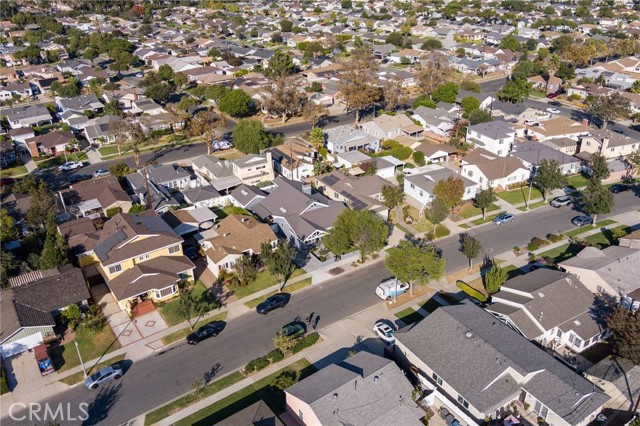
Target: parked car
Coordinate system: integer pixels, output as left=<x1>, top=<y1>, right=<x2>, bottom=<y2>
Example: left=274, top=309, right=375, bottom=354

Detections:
left=546, top=93, right=559, bottom=99
left=612, top=129, right=625, bottom=135
left=0, top=177, right=15, bottom=187
left=69, top=174, right=92, bottom=183
left=572, top=215, right=593, bottom=227
left=373, top=322, right=395, bottom=344
left=493, top=213, right=515, bottom=225
left=135, top=73, right=144, bottom=78
left=59, top=161, right=83, bottom=172
left=550, top=195, right=572, bottom=208
left=84, top=364, right=123, bottom=389
left=546, top=107, right=560, bottom=114
left=35, top=344, right=54, bottom=376
left=186, top=321, right=225, bottom=345
left=184, top=245, right=198, bottom=259
left=376, top=277, right=409, bottom=301
left=279, top=321, right=306, bottom=338
left=256, top=293, right=290, bottom=315
left=93, top=168, right=109, bottom=178
left=548, top=101, right=562, bottom=107
left=609, top=184, right=630, bottom=193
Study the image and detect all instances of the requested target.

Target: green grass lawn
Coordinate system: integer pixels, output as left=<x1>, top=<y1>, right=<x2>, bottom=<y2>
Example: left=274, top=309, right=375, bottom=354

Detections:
left=98, top=143, right=133, bottom=157
left=565, top=220, right=617, bottom=238
left=175, top=359, right=316, bottom=426
left=60, top=354, right=126, bottom=386
left=210, top=205, right=252, bottom=220
left=420, top=297, right=443, bottom=314
left=36, top=152, right=88, bottom=169
left=49, top=325, right=121, bottom=373
left=497, top=186, right=544, bottom=205
left=566, top=174, right=589, bottom=189
left=455, top=202, right=500, bottom=220
left=161, top=312, right=228, bottom=346
left=244, top=278, right=312, bottom=309
left=144, top=371, right=245, bottom=426
left=395, top=308, right=424, bottom=325
left=538, top=243, right=582, bottom=263
left=0, top=164, right=28, bottom=177
left=229, top=268, right=305, bottom=300
left=402, top=205, right=434, bottom=234
left=584, top=225, right=633, bottom=247
left=471, top=212, right=504, bottom=226
left=517, top=200, right=547, bottom=212
left=158, top=282, right=214, bottom=327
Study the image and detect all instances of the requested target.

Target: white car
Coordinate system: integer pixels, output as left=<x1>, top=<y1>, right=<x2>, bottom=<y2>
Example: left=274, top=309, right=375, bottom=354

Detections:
left=373, top=322, right=395, bottom=344
left=546, top=107, right=560, bottom=114
left=93, top=168, right=109, bottom=178
left=135, top=73, right=144, bottom=78
left=58, top=161, right=83, bottom=172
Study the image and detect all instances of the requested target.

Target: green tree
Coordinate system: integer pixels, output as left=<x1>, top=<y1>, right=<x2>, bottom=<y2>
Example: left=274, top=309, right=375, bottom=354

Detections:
left=145, top=82, right=173, bottom=104
left=341, top=0, right=352, bottom=8
left=174, top=72, right=188, bottom=88
left=265, top=50, right=295, bottom=78
left=273, top=334, right=297, bottom=355
left=412, top=150, right=426, bottom=166
left=61, top=304, right=82, bottom=329
left=425, top=197, right=448, bottom=237
left=178, top=282, right=213, bottom=330
left=385, top=239, right=445, bottom=295
left=157, top=64, right=174, bottom=81
left=323, top=209, right=387, bottom=262
left=309, top=127, right=325, bottom=149
left=205, top=84, right=229, bottom=102
left=83, top=47, right=99, bottom=64
left=631, top=80, right=640, bottom=94
left=468, top=109, right=492, bottom=124
left=473, top=188, right=497, bottom=219
left=39, top=216, right=70, bottom=269
left=460, top=81, right=481, bottom=93
left=106, top=207, right=123, bottom=218
left=433, top=176, right=465, bottom=213
left=280, top=19, right=293, bottom=32
left=272, top=369, right=298, bottom=390
left=500, top=34, right=521, bottom=51
left=590, top=152, right=610, bottom=181
left=421, top=38, right=442, bottom=51
left=26, top=182, right=56, bottom=229
left=461, top=234, right=482, bottom=270
left=605, top=306, right=640, bottom=364
left=461, top=96, right=480, bottom=113
left=534, top=159, right=567, bottom=201
left=0, top=209, right=16, bottom=244
left=484, top=260, right=508, bottom=294
left=385, top=31, right=404, bottom=46
left=498, top=78, right=532, bottom=103
left=588, top=92, right=632, bottom=130
left=339, top=47, right=382, bottom=122
left=128, top=204, right=147, bottom=213
left=432, top=82, right=459, bottom=103
left=218, top=89, right=252, bottom=117
left=232, top=255, right=257, bottom=287
left=580, top=180, right=614, bottom=224
left=109, top=162, right=134, bottom=178
left=261, top=238, right=297, bottom=288
left=0, top=251, right=16, bottom=289
left=381, top=185, right=405, bottom=209
left=412, top=95, right=437, bottom=109
left=232, top=119, right=272, bottom=154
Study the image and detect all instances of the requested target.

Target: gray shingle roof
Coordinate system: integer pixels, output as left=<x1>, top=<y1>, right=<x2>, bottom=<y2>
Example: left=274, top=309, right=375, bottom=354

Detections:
left=468, top=120, right=516, bottom=140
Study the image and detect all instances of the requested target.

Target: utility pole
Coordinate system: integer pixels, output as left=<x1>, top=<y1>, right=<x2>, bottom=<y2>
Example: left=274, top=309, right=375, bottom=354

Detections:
left=143, top=164, right=153, bottom=210
left=75, top=341, right=87, bottom=378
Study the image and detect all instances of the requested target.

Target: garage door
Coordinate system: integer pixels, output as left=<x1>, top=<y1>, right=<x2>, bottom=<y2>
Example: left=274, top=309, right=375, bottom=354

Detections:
left=0, top=333, right=43, bottom=358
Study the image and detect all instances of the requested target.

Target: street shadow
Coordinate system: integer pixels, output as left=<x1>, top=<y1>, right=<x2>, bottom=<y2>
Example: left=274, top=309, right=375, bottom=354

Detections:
left=82, top=382, right=122, bottom=426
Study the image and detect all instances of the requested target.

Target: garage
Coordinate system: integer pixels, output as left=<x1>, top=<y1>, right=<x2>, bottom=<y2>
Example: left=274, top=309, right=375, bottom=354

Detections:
left=1, top=332, right=44, bottom=359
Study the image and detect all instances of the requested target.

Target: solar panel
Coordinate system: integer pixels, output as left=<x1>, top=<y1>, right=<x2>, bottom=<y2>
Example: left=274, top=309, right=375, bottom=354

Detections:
left=351, top=200, right=368, bottom=210
left=323, top=174, right=339, bottom=185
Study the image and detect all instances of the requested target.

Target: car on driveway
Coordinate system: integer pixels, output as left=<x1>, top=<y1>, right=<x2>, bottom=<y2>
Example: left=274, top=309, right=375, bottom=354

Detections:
left=609, top=184, right=630, bottom=193
left=59, top=161, right=83, bottom=172
left=85, top=364, right=123, bottom=389
left=69, top=174, right=92, bottom=183
left=572, top=215, right=593, bottom=227
left=546, top=107, right=560, bottom=114
left=93, top=168, right=109, bottom=178
left=550, top=195, right=572, bottom=208
left=279, top=321, right=306, bottom=338
left=0, top=178, right=15, bottom=187
left=184, top=244, right=198, bottom=259
left=187, top=321, right=225, bottom=345
left=493, top=213, right=515, bottom=225
left=373, top=322, right=395, bottom=344
left=256, top=293, right=291, bottom=315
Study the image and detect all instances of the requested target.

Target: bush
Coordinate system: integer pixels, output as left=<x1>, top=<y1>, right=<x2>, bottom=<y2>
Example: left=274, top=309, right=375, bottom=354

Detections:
left=291, top=332, right=320, bottom=354
left=568, top=94, right=581, bottom=101
left=106, top=207, right=123, bottom=218
left=456, top=280, right=487, bottom=303
left=1, top=366, right=10, bottom=394
left=267, top=349, right=284, bottom=363
left=245, top=356, right=270, bottom=373
left=272, top=368, right=298, bottom=390
left=527, top=237, right=548, bottom=251
left=546, top=233, right=564, bottom=243
left=412, top=151, right=426, bottom=166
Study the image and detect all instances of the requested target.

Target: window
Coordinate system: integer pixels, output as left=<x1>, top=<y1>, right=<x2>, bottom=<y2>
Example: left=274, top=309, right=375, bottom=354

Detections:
left=155, top=285, right=176, bottom=299
left=419, top=190, right=423, bottom=196
left=556, top=329, right=563, bottom=338
left=596, top=285, right=604, bottom=293
left=497, top=150, right=503, bottom=156
left=298, top=409, right=304, bottom=420
left=534, top=400, right=549, bottom=420
left=108, top=264, right=122, bottom=274
left=432, top=372, right=443, bottom=386
left=467, top=170, right=473, bottom=177
left=256, top=165, right=266, bottom=170
left=573, top=337, right=583, bottom=348
left=610, top=148, right=614, bottom=152
left=168, top=245, right=180, bottom=254
left=457, top=395, right=469, bottom=409
left=410, top=183, right=415, bottom=189
left=499, top=139, right=504, bottom=145
left=138, top=254, right=150, bottom=261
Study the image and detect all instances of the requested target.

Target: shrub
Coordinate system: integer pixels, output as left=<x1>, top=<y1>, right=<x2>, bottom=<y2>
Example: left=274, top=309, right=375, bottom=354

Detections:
left=267, top=349, right=284, bottom=363
left=245, top=356, right=270, bottom=373
left=106, top=207, right=123, bottom=218
left=412, top=151, right=426, bottom=166
left=291, top=332, right=320, bottom=354
left=568, top=94, right=581, bottom=101
left=1, top=366, right=10, bottom=394
left=456, top=280, right=487, bottom=302
left=272, top=368, right=298, bottom=390
left=527, top=237, right=548, bottom=251
left=546, top=233, right=564, bottom=243
left=513, top=246, right=521, bottom=254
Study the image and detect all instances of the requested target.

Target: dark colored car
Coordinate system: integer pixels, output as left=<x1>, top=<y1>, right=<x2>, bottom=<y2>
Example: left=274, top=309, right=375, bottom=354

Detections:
left=548, top=101, right=562, bottom=107
left=186, top=321, right=226, bottom=345
left=0, top=177, right=15, bottom=187
left=69, top=174, right=92, bottom=183
left=609, top=184, right=630, bottom=193
left=256, top=293, right=291, bottom=315
left=550, top=195, right=572, bottom=208
left=572, top=215, right=593, bottom=227
left=279, top=321, right=306, bottom=338
left=184, top=244, right=198, bottom=259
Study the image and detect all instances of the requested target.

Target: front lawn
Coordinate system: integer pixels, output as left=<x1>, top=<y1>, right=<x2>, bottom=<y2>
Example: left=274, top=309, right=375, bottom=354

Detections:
left=497, top=186, right=544, bottom=205
left=566, top=174, right=589, bottom=189
left=564, top=220, right=617, bottom=238
left=538, top=243, right=582, bottom=263
left=584, top=225, right=632, bottom=247
left=455, top=202, right=500, bottom=220
left=395, top=308, right=424, bottom=325
left=210, top=205, right=252, bottom=220
left=158, top=282, right=216, bottom=327
left=0, top=164, right=28, bottom=177
left=420, top=297, right=443, bottom=314
left=36, top=152, right=88, bottom=169
left=175, top=359, right=316, bottom=426
left=161, top=312, right=228, bottom=346
left=517, top=200, right=547, bottom=211
left=229, top=268, right=305, bottom=300
left=98, top=143, right=133, bottom=157
left=470, top=212, right=504, bottom=226
left=49, top=325, right=121, bottom=373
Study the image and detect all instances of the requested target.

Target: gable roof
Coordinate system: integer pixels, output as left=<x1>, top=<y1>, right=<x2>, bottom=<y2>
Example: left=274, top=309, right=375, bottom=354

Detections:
left=511, top=141, right=579, bottom=166
left=0, top=290, right=54, bottom=343
left=405, top=165, right=476, bottom=194
left=204, top=214, right=276, bottom=263
left=463, top=148, right=527, bottom=180
left=60, top=175, right=131, bottom=210
left=468, top=120, right=516, bottom=140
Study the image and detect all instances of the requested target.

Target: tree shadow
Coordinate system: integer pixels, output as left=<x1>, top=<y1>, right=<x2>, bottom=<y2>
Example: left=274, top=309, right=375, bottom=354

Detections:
left=82, top=382, right=122, bottom=426
left=589, top=292, right=617, bottom=329
left=203, top=362, right=222, bottom=384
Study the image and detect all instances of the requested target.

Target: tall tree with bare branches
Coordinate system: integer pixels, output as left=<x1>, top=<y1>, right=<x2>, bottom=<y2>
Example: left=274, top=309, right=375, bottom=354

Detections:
left=382, top=74, right=406, bottom=111
left=416, top=52, right=452, bottom=97
left=262, top=76, right=307, bottom=124
left=339, top=47, right=382, bottom=122
left=187, top=109, right=227, bottom=155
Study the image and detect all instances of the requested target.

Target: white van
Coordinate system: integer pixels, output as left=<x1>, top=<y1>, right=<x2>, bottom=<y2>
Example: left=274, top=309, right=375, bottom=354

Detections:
left=376, top=277, right=409, bottom=300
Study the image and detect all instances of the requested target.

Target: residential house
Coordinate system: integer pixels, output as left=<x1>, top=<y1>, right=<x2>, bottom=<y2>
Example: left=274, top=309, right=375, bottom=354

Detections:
left=217, top=401, right=283, bottom=426
left=332, top=150, right=372, bottom=169
left=181, top=185, right=224, bottom=208
left=0, top=82, right=33, bottom=100
left=229, top=184, right=267, bottom=210
left=59, top=176, right=133, bottom=219
left=83, top=115, right=125, bottom=145
left=491, top=101, right=547, bottom=124
left=79, top=212, right=195, bottom=311
left=125, top=169, right=184, bottom=214
left=232, top=153, right=275, bottom=186
left=252, top=177, right=346, bottom=248
left=264, top=137, right=317, bottom=182
left=8, top=128, right=35, bottom=154
left=4, top=105, right=52, bottom=129
left=313, top=170, right=389, bottom=219
left=129, top=98, right=165, bottom=116
left=285, top=351, right=424, bottom=426
left=455, top=91, right=495, bottom=110
left=461, top=148, right=530, bottom=189
left=511, top=142, right=581, bottom=175
left=485, top=269, right=604, bottom=355
left=371, top=155, right=405, bottom=180
left=404, top=165, right=478, bottom=207
left=0, top=141, right=16, bottom=167
left=520, top=117, right=591, bottom=142
left=145, top=164, right=193, bottom=191
left=392, top=303, right=609, bottom=426
left=200, top=214, right=276, bottom=277
left=578, top=131, right=640, bottom=160
left=559, top=246, right=640, bottom=312
left=0, top=266, right=90, bottom=357
left=542, top=137, right=580, bottom=156
left=411, top=106, right=455, bottom=137
left=361, top=114, right=423, bottom=141
left=161, top=207, right=217, bottom=236
left=618, top=230, right=640, bottom=249
left=527, top=75, right=562, bottom=94
left=389, top=48, right=424, bottom=64
left=324, top=125, right=381, bottom=154
left=191, top=153, right=275, bottom=192
left=414, top=143, right=459, bottom=164
left=56, top=94, right=104, bottom=114
left=466, top=121, right=517, bottom=157
left=586, top=357, right=640, bottom=410
left=26, top=131, right=76, bottom=157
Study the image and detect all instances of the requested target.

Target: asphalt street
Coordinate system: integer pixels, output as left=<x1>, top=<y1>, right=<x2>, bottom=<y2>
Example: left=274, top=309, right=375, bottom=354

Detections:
left=3, top=262, right=389, bottom=426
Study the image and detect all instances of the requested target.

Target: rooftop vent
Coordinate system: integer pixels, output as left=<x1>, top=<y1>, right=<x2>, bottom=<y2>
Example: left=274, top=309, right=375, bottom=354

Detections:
left=538, top=292, right=545, bottom=298
left=465, top=331, right=473, bottom=338
left=374, top=376, right=379, bottom=383
left=332, top=393, right=338, bottom=400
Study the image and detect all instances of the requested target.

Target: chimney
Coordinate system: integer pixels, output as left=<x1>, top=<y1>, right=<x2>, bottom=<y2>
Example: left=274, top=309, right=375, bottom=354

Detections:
left=301, top=183, right=312, bottom=195
left=600, top=137, right=610, bottom=153
left=581, top=119, right=589, bottom=126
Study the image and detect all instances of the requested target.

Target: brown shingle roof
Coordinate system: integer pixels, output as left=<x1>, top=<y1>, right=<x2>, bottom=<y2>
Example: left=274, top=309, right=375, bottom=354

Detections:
left=464, top=148, right=527, bottom=180
left=204, top=214, right=276, bottom=263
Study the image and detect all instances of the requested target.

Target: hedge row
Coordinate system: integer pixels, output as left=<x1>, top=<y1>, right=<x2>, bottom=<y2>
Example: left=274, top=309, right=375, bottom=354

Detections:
left=292, top=332, right=320, bottom=354
left=1, top=366, right=10, bottom=394
left=456, top=280, right=487, bottom=303
left=244, top=355, right=271, bottom=374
